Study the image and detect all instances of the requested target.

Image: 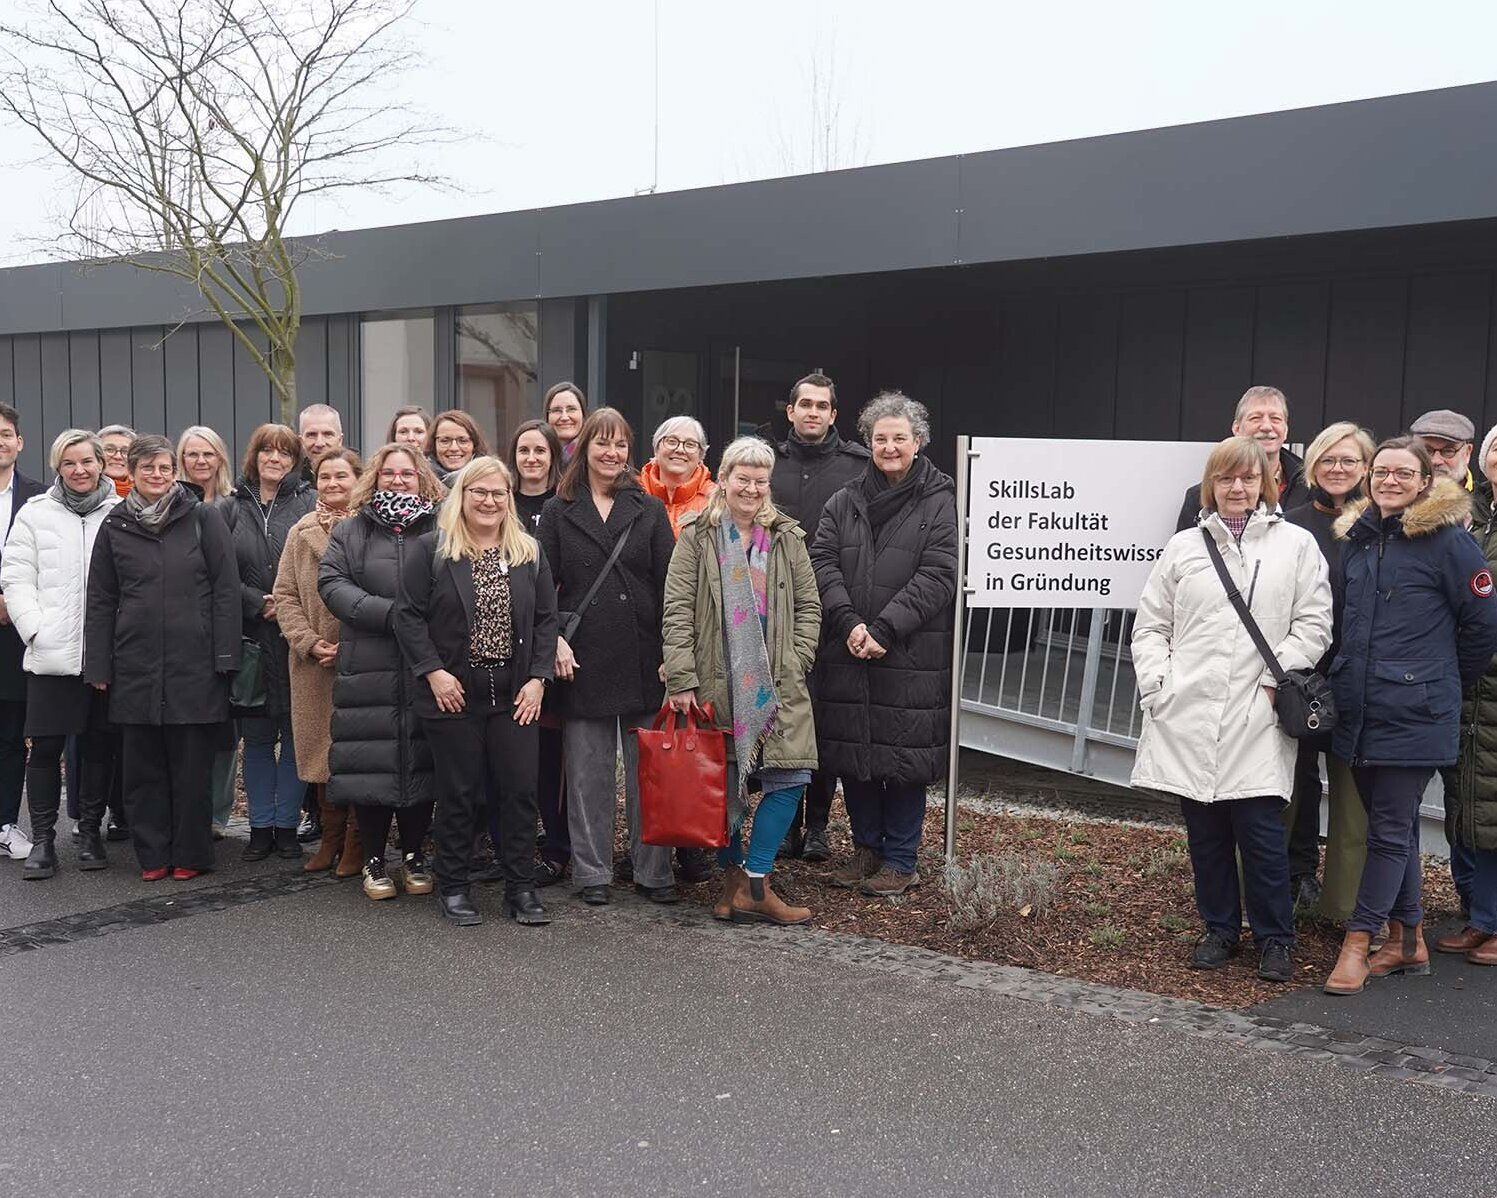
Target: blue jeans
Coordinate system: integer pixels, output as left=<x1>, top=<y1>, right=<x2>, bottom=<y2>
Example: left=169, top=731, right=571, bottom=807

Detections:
left=716, top=785, right=804, bottom=875
left=842, top=778, right=927, bottom=873
left=1468, top=846, right=1497, bottom=936
left=1451, top=837, right=1476, bottom=908
left=241, top=714, right=302, bottom=829
left=1349, top=766, right=1433, bottom=933
left=1180, top=796, right=1295, bottom=947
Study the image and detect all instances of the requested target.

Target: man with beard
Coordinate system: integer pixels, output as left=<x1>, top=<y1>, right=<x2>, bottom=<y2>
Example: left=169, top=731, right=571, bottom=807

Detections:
left=1175, top=386, right=1304, bottom=532
left=1411, top=408, right=1491, bottom=527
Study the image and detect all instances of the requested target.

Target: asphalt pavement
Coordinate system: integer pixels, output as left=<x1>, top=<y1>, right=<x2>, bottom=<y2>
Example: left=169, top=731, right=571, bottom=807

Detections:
left=3, top=845, right=1496, bottom=1197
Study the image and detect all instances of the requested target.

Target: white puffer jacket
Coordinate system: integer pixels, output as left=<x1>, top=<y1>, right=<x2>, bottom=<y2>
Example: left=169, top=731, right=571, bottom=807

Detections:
left=1130, top=507, right=1332, bottom=804
left=1, top=488, right=120, bottom=677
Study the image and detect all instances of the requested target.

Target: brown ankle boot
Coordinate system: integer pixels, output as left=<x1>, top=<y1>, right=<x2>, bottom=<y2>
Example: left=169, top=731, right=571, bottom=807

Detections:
left=1324, top=930, right=1373, bottom=995
left=712, top=865, right=747, bottom=921
left=730, top=874, right=811, bottom=926
left=1367, top=920, right=1431, bottom=977
left=1435, top=925, right=1489, bottom=954
left=333, top=810, right=363, bottom=879
left=304, top=791, right=345, bottom=873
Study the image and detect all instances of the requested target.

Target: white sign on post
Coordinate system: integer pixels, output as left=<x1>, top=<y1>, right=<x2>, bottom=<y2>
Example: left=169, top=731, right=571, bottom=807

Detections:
left=965, top=437, right=1219, bottom=608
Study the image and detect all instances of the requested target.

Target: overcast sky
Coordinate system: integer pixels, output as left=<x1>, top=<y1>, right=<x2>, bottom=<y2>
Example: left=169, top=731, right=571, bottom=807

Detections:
left=3, top=0, right=1497, bottom=261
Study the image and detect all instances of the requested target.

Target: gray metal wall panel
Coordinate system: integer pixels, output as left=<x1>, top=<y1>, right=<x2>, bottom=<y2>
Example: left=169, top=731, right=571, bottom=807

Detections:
left=11, top=337, right=43, bottom=478
left=325, top=315, right=355, bottom=436
left=294, top=318, right=328, bottom=422
left=1252, top=283, right=1330, bottom=432
left=1180, top=288, right=1255, bottom=440
left=995, top=300, right=1057, bottom=436
left=38, top=333, right=71, bottom=477
left=1054, top=295, right=1119, bottom=438
left=68, top=332, right=101, bottom=431
left=197, top=325, right=236, bottom=445
left=1325, top=278, right=1407, bottom=435
left=538, top=298, right=580, bottom=390
left=0, top=337, right=12, bottom=411
left=98, top=332, right=134, bottom=429
left=164, top=327, right=199, bottom=439
left=234, top=326, right=273, bottom=458
left=130, top=329, right=167, bottom=440
left=1403, top=273, right=1490, bottom=429
left=1115, top=292, right=1186, bottom=439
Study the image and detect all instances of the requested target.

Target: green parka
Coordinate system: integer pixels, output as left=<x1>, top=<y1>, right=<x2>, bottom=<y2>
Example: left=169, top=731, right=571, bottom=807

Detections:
left=662, top=508, right=821, bottom=771
left=1457, top=510, right=1497, bottom=851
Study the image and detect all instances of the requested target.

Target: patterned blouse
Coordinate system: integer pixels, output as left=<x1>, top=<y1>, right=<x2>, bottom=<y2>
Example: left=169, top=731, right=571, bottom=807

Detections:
left=469, top=548, right=514, bottom=662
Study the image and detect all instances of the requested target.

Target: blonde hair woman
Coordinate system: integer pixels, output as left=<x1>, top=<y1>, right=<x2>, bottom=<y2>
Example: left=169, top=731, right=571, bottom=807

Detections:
left=663, top=437, right=821, bottom=923
left=176, top=426, right=234, bottom=503
left=395, top=458, right=558, bottom=926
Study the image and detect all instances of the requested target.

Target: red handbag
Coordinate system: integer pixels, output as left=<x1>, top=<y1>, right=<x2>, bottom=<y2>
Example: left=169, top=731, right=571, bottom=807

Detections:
left=632, top=702, right=729, bottom=849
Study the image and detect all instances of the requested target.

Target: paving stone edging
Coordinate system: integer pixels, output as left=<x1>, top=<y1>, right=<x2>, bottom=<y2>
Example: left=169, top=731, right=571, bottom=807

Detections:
left=614, top=897, right=1497, bottom=1100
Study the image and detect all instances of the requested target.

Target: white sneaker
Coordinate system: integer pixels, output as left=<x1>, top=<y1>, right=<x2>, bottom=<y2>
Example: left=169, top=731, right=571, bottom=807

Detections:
left=0, top=824, right=33, bottom=861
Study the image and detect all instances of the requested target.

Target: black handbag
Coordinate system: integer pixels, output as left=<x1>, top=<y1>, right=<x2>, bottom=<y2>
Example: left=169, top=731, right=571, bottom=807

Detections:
left=1200, top=528, right=1336, bottom=740
left=557, top=520, right=635, bottom=643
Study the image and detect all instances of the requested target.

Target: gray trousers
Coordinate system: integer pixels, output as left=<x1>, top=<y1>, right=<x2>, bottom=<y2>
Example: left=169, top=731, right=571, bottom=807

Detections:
left=563, top=709, right=672, bottom=889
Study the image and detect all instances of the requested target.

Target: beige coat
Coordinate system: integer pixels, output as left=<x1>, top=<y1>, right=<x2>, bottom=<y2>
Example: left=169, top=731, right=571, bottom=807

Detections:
left=273, top=511, right=343, bottom=782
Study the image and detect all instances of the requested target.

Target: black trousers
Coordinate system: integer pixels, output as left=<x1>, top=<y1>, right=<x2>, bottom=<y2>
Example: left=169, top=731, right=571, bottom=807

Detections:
left=425, top=664, right=539, bottom=896
left=121, top=723, right=217, bottom=871
left=0, top=699, right=26, bottom=828
left=354, top=802, right=432, bottom=865
left=536, top=723, right=568, bottom=866
left=793, top=770, right=838, bottom=834
left=1286, top=740, right=1324, bottom=879
left=31, top=693, right=114, bottom=832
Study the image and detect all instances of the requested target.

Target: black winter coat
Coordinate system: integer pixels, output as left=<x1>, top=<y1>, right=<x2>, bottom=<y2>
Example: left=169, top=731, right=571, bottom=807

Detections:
left=536, top=486, right=676, bottom=719
left=1176, top=447, right=1305, bottom=533
left=771, top=427, right=870, bottom=531
left=318, top=504, right=435, bottom=808
left=226, top=474, right=314, bottom=718
left=810, top=458, right=959, bottom=785
left=0, top=471, right=46, bottom=702
left=85, top=488, right=242, bottom=725
left=395, top=532, right=559, bottom=721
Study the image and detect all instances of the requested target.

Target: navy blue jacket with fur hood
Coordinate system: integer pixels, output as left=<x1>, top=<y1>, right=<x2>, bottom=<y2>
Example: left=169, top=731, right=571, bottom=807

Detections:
left=1330, top=478, right=1497, bottom=768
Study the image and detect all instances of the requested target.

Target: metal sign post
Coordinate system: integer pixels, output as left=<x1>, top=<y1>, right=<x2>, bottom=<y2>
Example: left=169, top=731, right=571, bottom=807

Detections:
left=944, top=436, right=974, bottom=864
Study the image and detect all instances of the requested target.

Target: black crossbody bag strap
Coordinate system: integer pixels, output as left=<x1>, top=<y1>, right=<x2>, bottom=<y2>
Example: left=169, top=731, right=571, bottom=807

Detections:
left=1200, top=527, right=1289, bottom=685
left=571, top=519, right=635, bottom=619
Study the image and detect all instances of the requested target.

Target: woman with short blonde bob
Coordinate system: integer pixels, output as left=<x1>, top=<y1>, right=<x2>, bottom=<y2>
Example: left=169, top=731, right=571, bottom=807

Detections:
left=663, top=436, right=821, bottom=924
left=1132, top=436, right=1332, bottom=983
left=396, top=458, right=559, bottom=925
left=176, top=426, right=234, bottom=504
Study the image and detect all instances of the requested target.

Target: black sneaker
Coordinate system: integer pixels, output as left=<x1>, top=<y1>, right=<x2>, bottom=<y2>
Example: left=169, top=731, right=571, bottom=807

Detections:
left=296, top=809, right=322, bottom=843
left=1189, top=932, right=1239, bottom=970
left=1258, top=941, right=1293, bottom=983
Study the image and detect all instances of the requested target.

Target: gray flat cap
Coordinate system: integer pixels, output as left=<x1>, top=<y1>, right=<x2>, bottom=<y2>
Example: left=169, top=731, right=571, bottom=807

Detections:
left=1410, top=409, right=1475, bottom=442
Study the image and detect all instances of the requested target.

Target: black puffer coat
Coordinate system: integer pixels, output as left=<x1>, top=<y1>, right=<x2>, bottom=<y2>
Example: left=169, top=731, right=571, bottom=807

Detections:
left=771, top=427, right=870, bottom=530
left=810, top=457, right=959, bottom=784
left=536, top=485, right=677, bottom=719
left=85, top=487, right=242, bottom=725
left=226, top=473, right=314, bottom=718
left=317, top=501, right=435, bottom=808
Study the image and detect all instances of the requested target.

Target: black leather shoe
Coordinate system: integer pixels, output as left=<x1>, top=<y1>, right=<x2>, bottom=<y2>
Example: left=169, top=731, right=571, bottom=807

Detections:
left=675, top=847, right=713, bottom=884
left=507, top=889, right=551, bottom=925
left=105, top=815, right=130, bottom=842
left=22, top=836, right=57, bottom=880
left=77, top=825, right=108, bottom=871
left=440, top=891, right=483, bottom=926
left=534, top=859, right=566, bottom=887
left=1189, top=932, right=1239, bottom=970
left=241, top=827, right=275, bottom=862
left=577, top=884, right=611, bottom=906
left=634, top=882, right=680, bottom=905
left=1258, top=941, right=1293, bottom=983
left=296, top=809, right=322, bottom=843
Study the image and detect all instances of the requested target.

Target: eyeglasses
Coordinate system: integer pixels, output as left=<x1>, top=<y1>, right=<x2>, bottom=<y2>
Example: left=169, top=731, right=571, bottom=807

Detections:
left=659, top=436, right=701, bottom=453
left=1213, top=473, right=1262, bottom=488
left=1318, top=457, right=1363, bottom=470
left=103, top=446, right=129, bottom=458
left=465, top=486, right=509, bottom=503
left=1424, top=443, right=1468, bottom=461
left=435, top=435, right=472, bottom=449
left=1370, top=467, right=1423, bottom=482
left=731, top=478, right=769, bottom=493
left=379, top=469, right=418, bottom=482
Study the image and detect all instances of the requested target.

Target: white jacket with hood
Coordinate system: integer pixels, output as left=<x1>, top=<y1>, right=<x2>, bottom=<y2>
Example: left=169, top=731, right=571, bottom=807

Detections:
left=1130, top=506, right=1333, bottom=804
left=1, top=485, right=121, bottom=677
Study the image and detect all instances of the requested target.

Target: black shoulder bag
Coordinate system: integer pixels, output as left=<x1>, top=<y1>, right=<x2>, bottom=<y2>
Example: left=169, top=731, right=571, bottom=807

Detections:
left=557, top=521, right=635, bottom=643
left=1200, top=528, right=1335, bottom=740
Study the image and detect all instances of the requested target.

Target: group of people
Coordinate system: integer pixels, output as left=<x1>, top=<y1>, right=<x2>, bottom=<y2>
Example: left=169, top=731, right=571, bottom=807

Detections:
left=1134, top=386, right=1497, bottom=992
left=0, top=374, right=960, bottom=929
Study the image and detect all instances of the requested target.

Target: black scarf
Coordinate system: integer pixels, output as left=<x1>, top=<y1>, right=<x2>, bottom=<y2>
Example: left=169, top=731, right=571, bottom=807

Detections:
left=860, top=454, right=930, bottom=533
left=785, top=426, right=845, bottom=460
left=1306, top=481, right=1363, bottom=512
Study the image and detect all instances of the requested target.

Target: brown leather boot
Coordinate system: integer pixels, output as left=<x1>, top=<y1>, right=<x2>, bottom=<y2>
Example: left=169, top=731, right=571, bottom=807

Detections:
left=730, top=874, right=811, bottom=926
left=1367, top=920, right=1431, bottom=977
left=1324, top=930, right=1373, bottom=995
left=333, top=811, right=363, bottom=879
left=1435, top=925, right=1490, bottom=954
left=304, top=791, right=345, bottom=873
left=712, top=864, right=746, bottom=922
left=1466, top=934, right=1497, bottom=966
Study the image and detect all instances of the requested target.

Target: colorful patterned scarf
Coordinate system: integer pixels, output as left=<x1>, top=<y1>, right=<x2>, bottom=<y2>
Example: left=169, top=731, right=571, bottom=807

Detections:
left=716, top=519, right=776, bottom=801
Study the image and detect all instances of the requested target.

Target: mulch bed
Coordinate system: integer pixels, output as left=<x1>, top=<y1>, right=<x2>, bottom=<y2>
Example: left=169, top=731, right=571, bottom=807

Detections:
left=673, top=804, right=1463, bottom=1010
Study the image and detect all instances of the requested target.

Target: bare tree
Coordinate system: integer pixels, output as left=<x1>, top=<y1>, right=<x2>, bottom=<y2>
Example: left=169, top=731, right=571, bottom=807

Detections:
left=0, top=0, right=452, bottom=421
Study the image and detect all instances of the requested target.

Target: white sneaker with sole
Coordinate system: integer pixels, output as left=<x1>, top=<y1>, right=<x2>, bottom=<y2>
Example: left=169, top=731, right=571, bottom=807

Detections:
left=0, top=824, right=33, bottom=860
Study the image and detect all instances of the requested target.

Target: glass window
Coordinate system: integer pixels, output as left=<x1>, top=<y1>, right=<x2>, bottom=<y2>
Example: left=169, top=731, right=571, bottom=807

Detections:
left=361, top=313, right=434, bottom=453
left=457, top=304, right=538, bottom=452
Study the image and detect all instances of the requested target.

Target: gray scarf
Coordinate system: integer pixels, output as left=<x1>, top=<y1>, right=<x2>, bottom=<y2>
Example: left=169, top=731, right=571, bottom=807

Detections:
left=715, top=519, right=777, bottom=811
left=125, top=482, right=184, bottom=533
left=50, top=473, right=114, bottom=517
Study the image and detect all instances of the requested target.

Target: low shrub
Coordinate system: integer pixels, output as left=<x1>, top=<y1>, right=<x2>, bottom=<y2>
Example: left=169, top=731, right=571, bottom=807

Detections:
left=943, top=852, right=1061, bottom=934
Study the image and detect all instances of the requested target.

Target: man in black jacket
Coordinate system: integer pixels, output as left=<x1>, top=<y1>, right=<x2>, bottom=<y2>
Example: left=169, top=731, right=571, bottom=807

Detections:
left=0, top=403, right=46, bottom=862
left=1175, top=385, right=1304, bottom=532
left=771, top=372, right=869, bottom=860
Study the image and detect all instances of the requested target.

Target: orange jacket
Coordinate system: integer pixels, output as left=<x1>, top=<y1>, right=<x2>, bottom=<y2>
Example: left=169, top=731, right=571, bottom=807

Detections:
left=640, top=461, right=715, bottom=539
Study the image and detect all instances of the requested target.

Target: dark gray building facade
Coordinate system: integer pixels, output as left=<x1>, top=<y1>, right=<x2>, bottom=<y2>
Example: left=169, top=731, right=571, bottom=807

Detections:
left=6, top=82, right=1497, bottom=477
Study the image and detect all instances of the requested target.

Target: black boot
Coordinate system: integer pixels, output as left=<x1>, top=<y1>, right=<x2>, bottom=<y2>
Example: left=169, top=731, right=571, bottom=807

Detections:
left=506, top=889, right=551, bottom=925
left=274, top=826, right=303, bottom=860
left=76, top=757, right=111, bottom=871
left=22, top=763, right=62, bottom=880
left=242, top=827, right=275, bottom=861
